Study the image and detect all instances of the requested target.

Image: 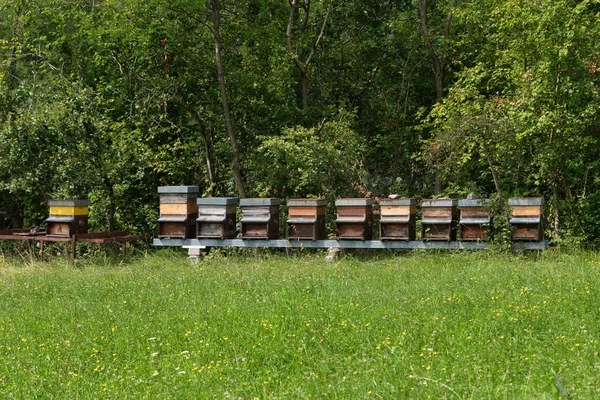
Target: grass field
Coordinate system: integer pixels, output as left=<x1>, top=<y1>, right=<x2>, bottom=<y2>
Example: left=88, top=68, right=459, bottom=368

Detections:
left=0, top=248, right=599, bottom=398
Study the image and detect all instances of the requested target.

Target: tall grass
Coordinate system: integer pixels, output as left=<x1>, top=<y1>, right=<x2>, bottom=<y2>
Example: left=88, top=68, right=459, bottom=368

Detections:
left=0, top=249, right=599, bottom=398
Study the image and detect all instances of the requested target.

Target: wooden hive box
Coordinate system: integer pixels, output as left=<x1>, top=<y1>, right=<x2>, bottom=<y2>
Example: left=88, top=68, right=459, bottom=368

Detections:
left=335, top=198, right=373, bottom=240
left=240, top=198, right=280, bottom=239
left=157, top=186, right=199, bottom=239
left=379, top=198, right=416, bottom=240
left=45, top=200, right=90, bottom=237
left=458, top=199, right=491, bottom=241
left=509, top=197, right=544, bottom=241
left=286, top=198, right=327, bottom=240
left=196, top=197, right=238, bottom=239
left=421, top=199, right=458, bottom=241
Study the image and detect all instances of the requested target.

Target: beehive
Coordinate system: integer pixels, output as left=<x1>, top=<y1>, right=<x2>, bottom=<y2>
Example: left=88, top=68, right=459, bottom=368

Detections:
left=458, top=199, right=491, bottom=241
left=157, top=186, right=198, bottom=239
left=240, top=198, right=280, bottom=239
left=421, top=199, right=458, bottom=241
left=286, top=199, right=327, bottom=240
left=335, top=198, right=373, bottom=240
left=379, top=198, right=416, bottom=240
left=196, top=197, right=238, bottom=239
left=509, top=197, right=544, bottom=241
left=45, top=200, right=90, bottom=237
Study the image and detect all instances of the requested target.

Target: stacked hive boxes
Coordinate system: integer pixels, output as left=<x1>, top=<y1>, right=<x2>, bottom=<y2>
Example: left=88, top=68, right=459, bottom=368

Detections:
left=157, top=186, right=198, bottom=239
left=335, top=198, right=373, bottom=240
left=286, top=199, right=327, bottom=240
left=458, top=199, right=491, bottom=241
left=45, top=200, right=90, bottom=237
left=240, top=198, right=280, bottom=239
left=509, top=197, right=544, bottom=241
left=196, top=197, right=238, bottom=239
left=421, top=199, right=458, bottom=241
left=379, top=198, right=416, bottom=240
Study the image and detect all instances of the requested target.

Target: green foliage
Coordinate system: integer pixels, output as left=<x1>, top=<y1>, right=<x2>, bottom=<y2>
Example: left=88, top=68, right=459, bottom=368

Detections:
left=255, top=109, right=366, bottom=199
left=0, top=0, right=599, bottom=242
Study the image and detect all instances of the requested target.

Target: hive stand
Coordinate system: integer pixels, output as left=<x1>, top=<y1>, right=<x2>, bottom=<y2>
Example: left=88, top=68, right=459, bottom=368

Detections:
left=196, top=197, right=238, bottom=239
left=240, top=198, right=280, bottom=239
left=458, top=199, right=491, bottom=241
left=379, top=198, right=416, bottom=240
left=335, top=198, right=373, bottom=240
left=509, top=198, right=544, bottom=241
left=421, top=199, right=458, bottom=241
left=157, top=186, right=199, bottom=239
left=286, top=199, right=327, bottom=240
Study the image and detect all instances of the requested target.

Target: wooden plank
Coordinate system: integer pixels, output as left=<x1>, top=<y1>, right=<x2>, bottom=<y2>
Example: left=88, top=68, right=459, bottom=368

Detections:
left=460, top=207, right=490, bottom=218
left=160, top=193, right=197, bottom=204
left=513, top=226, right=542, bottom=241
left=422, top=207, right=454, bottom=217
left=48, top=223, right=71, bottom=236
left=337, top=206, right=371, bottom=216
left=49, top=206, right=89, bottom=216
left=511, top=205, right=542, bottom=217
left=160, top=203, right=198, bottom=216
left=460, top=225, right=488, bottom=241
left=380, top=205, right=415, bottom=216
left=288, top=206, right=324, bottom=217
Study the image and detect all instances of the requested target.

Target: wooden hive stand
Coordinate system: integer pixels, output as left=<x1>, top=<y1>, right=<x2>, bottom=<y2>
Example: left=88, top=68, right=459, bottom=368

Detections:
left=458, top=199, right=491, bottom=241
left=157, top=186, right=199, bottom=239
left=286, top=199, right=327, bottom=240
left=379, top=197, right=416, bottom=240
left=196, top=197, right=238, bottom=239
left=45, top=200, right=90, bottom=237
left=421, top=199, right=458, bottom=241
left=240, top=198, right=280, bottom=239
left=508, top=197, right=544, bottom=241
left=335, top=198, right=373, bottom=240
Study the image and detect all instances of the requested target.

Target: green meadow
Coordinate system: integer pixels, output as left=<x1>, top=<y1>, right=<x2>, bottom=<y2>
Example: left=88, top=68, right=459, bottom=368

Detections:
left=1, top=250, right=599, bottom=398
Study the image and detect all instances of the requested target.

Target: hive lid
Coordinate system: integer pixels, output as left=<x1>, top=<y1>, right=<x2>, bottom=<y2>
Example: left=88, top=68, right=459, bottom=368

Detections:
left=197, top=197, right=238, bottom=206
left=158, top=186, right=199, bottom=194
left=240, top=215, right=272, bottom=223
left=379, top=198, right=415, bottom=206
left=287, top=217, right=318, bottom=224
left=460, top=217, right=491, bottom=224
left=196, top=215, right=227, bottom=223
left=158, top=216, right=188, bottom=222
left=421, top=199, right=458, bottom=208
left=508, top=197, right=543, bottom=206
left=510, top=217, right=541, bottom=224
left=48, top=200, right=90, bottom=207
left=45, top=216, right=76, bottom=223
left=335, top=198, right=374, bottom=206
left=288, top=198, right=327, bottom=207
left=422, top=217, right=453, bottom=224
left=380, top=216, right=411, bottom=223
left=335, top=216, right=368, bottom=223
left=458, top=199, right=488, bottom=207
left=240, top=198, right=281, bottom=206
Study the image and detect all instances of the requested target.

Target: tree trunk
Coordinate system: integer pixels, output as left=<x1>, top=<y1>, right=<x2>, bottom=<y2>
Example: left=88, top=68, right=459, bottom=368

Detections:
left=300, top=69, right=308, bottom=110
left=552, top=178, right=560, bottom=240
left=212, top=0, right=246, bottom=198
left=176, top=90, right=216, bottom=194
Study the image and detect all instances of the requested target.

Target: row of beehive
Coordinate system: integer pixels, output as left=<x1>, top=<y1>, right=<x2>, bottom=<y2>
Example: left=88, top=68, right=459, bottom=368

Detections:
left=157, top=187, right=544, bottom=242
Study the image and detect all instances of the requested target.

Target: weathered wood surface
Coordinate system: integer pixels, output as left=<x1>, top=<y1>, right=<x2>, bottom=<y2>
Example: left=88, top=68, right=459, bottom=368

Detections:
left=160, top=203, right=198, bottom=215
